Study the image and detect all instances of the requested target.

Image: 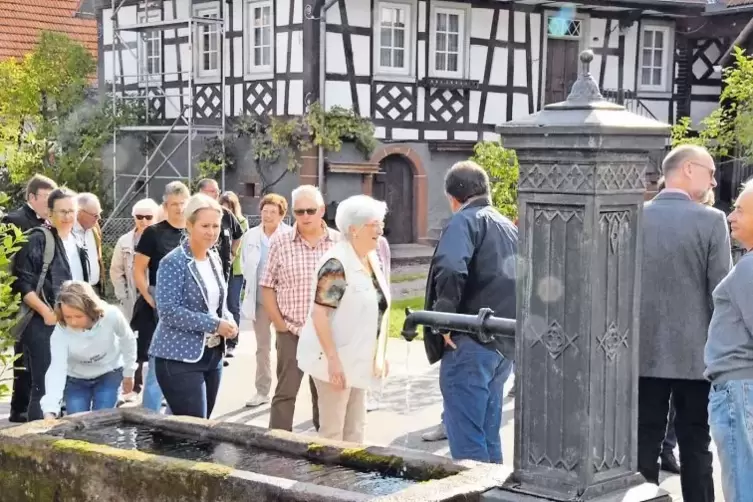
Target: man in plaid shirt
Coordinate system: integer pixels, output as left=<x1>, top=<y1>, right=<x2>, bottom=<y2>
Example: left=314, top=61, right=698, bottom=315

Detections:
left=260, top=185, right=340, bottom=431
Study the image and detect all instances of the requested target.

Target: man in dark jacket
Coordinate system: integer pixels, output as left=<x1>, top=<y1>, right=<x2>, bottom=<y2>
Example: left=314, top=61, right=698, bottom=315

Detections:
left=11, top=187, right=76, bottom=421
left=2, top=174, right=57, bottom=423
left=423, top=160, right=517, bottom=463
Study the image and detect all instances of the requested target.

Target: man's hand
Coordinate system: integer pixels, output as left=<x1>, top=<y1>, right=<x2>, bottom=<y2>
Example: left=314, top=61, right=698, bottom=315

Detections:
left=442, top=333, right=456, bottom=350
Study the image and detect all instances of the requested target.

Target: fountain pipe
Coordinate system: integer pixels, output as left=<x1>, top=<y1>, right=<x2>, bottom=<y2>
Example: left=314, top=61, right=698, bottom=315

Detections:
left=401, top=308, right=516, bottom=345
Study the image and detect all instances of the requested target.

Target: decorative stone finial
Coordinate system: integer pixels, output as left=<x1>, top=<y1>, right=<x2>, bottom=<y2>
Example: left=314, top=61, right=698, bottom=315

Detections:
left=565, top=50, right=603, bottom=104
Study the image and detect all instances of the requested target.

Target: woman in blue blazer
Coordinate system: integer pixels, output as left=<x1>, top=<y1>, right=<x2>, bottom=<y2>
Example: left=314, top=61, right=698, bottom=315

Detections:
left=149, top=194, right=238, bottom=418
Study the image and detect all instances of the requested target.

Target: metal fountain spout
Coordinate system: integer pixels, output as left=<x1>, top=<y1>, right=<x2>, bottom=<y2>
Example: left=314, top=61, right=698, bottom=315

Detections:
left=401, top=308, right=516, bottom=357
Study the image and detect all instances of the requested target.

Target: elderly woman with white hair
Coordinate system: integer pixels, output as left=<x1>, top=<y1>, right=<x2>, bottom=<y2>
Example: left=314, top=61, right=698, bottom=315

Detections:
left=110, top=198, right=161, bottom=321
left=297, top=194, right=391, bottom=443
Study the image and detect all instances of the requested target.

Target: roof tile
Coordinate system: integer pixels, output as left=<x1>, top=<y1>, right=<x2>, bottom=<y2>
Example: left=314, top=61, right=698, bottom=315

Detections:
left=0, top=0, right=97, bottom=61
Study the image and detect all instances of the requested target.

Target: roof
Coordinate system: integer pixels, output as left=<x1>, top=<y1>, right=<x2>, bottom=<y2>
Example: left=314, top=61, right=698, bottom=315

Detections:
left=0, top=0, right=97, bottom=61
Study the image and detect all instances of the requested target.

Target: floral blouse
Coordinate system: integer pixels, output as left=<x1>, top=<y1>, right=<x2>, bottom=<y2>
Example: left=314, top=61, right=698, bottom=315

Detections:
left=314, top=258, right=387, bottom=337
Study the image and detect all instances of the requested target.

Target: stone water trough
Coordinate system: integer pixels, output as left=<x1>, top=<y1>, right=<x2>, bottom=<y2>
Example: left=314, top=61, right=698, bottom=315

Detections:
left=0, top=408, right=509, bottom=501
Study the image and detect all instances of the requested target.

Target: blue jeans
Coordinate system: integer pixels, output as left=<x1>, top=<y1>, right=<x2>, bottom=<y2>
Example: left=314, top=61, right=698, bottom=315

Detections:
left=227, top=274, right=244, bottom=327
left=709, top=379, right=753, bottom=502
left=142, top=357, right=165, bottom=413
left=439, top=335, right=513, bottom=463
left=65, top=368, right=123, bottom=414
left=155, top=345, right=223, bottom=418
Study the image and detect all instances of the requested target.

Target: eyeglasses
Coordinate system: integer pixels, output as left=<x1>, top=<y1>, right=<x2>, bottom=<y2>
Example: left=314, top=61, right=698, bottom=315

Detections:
left=135, top=215, right=154, bottom=221
left=293, top=208, right=317, bottom=216
left=82, top=208, right=102, bottom=221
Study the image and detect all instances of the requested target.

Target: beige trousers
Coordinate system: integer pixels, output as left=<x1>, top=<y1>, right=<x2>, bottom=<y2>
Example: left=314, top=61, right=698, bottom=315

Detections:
left=253, top=303, right=273, bottom=396
left=313, top=377, right=367, bottom=443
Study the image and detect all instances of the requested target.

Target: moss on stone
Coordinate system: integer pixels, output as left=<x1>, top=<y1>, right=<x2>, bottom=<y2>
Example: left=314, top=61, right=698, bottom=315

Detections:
left=306, top=443, right=326, bottom=455
left=340, top=448, right=404, bottom=471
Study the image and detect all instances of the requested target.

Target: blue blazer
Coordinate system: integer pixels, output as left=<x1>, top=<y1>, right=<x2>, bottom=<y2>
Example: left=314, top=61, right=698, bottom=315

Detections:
left=149, top=241, right=233, bottom=363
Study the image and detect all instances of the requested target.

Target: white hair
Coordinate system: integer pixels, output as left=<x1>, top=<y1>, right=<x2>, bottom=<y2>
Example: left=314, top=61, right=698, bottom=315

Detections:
left=184, top=193, right=223, bottom=224
left=291, top=185, right=324, bottom=207
left=131, top=198, right=160, bottom=217
left=335, top=195, right=387, bottom=237
left=77, top=192, right=101, bottom=211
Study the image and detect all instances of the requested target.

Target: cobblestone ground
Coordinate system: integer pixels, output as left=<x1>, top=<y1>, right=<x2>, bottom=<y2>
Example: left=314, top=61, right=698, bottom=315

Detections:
left=0, top=324, right=723, bottom=501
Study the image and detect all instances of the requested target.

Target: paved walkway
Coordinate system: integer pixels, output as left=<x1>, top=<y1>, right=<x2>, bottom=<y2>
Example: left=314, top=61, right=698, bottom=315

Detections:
left=0, top=325, right=724, bottom=500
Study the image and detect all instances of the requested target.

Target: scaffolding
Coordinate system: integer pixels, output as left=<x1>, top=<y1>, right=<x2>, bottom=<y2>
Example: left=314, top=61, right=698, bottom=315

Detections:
left=104, top=0, right=227, bottom=225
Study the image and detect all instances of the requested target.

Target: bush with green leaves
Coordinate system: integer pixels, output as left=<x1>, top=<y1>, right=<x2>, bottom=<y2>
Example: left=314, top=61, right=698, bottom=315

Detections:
left=0, top=193, right=27, bottom=400
left=470, top=141, right=519, bottom=220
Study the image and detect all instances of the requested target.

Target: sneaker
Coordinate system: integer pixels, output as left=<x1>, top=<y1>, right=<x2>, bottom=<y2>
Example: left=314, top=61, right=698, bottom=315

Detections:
left=421, top=423, right=447, bottom=442
left=245, top=394, right=270, bottom=407
left=225, top=346, right=236, bottom=358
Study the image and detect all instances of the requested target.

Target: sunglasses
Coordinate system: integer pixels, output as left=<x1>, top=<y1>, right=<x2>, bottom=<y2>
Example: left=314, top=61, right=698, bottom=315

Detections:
left=135, top=215, right=154, bottom=221
left=293, top=208, right=318, bottom=216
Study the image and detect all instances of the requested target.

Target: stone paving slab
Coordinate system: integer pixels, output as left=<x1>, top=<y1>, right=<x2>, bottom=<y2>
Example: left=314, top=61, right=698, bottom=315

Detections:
left=0, top=326, right=724, bottom=501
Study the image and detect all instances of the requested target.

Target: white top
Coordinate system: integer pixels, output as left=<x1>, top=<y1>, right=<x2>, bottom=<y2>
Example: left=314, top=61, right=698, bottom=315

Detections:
left=62, top=234, right=84, bottom=282
left=40, top=305, right=138, bottom=415
left=73, top=221, right=100, bottom=286
left=195, top=258, right=220, bottom=317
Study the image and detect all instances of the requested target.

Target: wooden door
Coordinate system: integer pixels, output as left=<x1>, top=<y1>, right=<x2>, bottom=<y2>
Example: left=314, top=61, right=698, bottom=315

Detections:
left=545, top=38, right=580, bottom=104
left=374, top=155, right=414, bottom=244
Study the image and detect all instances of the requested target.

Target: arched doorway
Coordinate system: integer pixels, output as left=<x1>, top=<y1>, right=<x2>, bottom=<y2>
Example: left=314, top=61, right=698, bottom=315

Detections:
left=374, top=154, right=414, bottom=244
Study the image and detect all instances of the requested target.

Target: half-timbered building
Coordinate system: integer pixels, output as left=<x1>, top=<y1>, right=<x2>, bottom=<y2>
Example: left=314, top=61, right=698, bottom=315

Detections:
left=98, top=0, right=724, bottom=244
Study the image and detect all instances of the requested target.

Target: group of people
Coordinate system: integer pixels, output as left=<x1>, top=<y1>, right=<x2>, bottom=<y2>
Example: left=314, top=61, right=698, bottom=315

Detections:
left=1, top=173, right=396, bottom=445
left=4, top=143, right=753, bottom=502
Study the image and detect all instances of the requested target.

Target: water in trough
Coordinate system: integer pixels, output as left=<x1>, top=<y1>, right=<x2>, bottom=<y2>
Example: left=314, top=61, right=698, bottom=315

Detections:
left=51, top=424, right=417, bottom=496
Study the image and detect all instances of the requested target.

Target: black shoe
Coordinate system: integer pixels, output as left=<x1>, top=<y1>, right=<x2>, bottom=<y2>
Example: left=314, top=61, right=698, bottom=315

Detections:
left=223, top=359, right=230, bottom=367
left=8, top=411, right=28, bottom=423
left=660, top=451, right=680, bottom=474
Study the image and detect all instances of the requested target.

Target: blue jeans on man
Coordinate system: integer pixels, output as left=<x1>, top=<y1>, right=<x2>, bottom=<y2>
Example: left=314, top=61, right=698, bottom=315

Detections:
left=439, top=335, right=513, bottom=463
left=65, top=368, right=123, bottom=414
left=708, top=379, right=753, bottom=502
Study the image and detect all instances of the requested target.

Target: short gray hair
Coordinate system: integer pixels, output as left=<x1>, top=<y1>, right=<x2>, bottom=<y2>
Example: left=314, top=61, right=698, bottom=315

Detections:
left=444, top=161, right=490, bottom=203
left=163, top=181, right=190, bottom=202
left=184, top=193, right=223, bottom=224
left=77, top=192, right=101, bottom=211
left=197, top=178, right=219, bottom=192
left=662, top=144, right=710, bottom=176
left=291, top=185, right=324, bottom=207
left=335, top=195, right=387, bottom=237
left=131, top=198, right=160, bottom=217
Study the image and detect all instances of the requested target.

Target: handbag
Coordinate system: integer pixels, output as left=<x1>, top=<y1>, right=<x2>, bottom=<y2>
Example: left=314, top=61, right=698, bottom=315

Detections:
left=10, top=226, right=55, bottom=340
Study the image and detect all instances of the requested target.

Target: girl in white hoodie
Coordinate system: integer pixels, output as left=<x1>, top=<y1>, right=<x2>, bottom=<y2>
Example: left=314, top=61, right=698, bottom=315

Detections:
left=41, top=281, right=138, bottom=419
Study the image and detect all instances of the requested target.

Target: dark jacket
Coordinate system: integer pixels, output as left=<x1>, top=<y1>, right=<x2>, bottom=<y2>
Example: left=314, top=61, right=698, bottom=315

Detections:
left=2, top=204, right=45, bottom=232
left=12, top=226, right=73, bottom=311
left=217, top=208, right=243, bottom=281
left=423, top=198, right=518, bottom=364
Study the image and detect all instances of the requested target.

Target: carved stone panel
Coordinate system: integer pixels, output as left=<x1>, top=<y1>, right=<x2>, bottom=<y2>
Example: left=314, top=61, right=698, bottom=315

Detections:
left=589, top=208, right=637, bottom=481
left=521, top=205, right=587, bottom=482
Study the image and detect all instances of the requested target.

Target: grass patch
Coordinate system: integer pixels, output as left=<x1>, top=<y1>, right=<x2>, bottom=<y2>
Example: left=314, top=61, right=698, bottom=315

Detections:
left=389, top=296, right=425, bottom=340
left=390, top=272, right=427, bottom=284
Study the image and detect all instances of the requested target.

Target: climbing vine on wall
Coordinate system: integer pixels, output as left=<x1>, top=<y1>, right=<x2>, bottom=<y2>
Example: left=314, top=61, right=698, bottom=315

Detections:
left=196, top=102, right=377, bottom=193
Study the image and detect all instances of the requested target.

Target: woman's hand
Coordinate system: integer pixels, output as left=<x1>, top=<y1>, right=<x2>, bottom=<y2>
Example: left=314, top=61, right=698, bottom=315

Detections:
left=121, top=377, right=134, bottom=395
left=327, top=354, right=347, bottom=390
left=42, top=309, right=57, bottom=326
left=43, top=413, right=57, bottom=420
left=373, top=359, right=390, bottom=378
left=217, top=320, right=238, bottom=339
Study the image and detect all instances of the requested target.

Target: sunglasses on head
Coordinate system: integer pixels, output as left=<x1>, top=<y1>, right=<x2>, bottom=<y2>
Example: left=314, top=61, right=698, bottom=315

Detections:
left=135, top=214, right=154, bottom=221
left=293, top=208, right=317, bottom=216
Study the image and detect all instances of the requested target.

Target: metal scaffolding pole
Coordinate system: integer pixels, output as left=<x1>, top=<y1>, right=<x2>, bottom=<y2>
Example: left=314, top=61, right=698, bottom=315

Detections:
left=106, top=0, right=226, bottom=223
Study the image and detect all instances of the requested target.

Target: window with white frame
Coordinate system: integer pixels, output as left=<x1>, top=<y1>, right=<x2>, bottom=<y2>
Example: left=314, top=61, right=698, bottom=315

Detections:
left=639, top=25, right=671, bottom=92
left=376, top=2, right=412, bottom=76
left=245, top=0, right=273, bottom=76
left=429, top=5, right=468, bottom=79
left=195, top=4, right=221, bottom=79
left=138, top=11, right=162, bottom=83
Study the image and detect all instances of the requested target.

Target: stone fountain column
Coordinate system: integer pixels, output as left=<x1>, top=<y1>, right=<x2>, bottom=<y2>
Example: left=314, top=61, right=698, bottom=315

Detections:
left=486, top=51, right=672, bottom=501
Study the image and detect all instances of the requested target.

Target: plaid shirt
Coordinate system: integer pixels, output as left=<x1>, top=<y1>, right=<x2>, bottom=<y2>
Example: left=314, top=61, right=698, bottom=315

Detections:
left=259, top=223, right=340, bottom=334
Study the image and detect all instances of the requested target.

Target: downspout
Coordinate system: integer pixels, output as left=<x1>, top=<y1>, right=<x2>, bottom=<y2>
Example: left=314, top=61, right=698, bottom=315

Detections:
left=317, top=0, right=339, bottom=192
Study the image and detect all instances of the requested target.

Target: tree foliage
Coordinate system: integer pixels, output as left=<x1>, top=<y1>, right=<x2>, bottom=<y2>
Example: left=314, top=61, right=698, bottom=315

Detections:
left=672, top=47, right=753, bottom=162
left=0, top=31, right=141, bottom=209
left=470, top=141, right=519, bottom=220
left=0, top=193, right=26, bottom=400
